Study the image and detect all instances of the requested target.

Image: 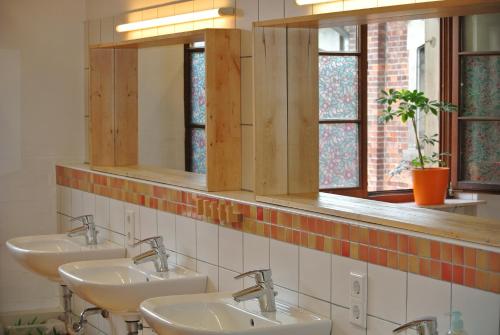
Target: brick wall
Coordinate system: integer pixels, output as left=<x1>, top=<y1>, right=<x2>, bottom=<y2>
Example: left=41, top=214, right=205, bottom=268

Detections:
left=367, top=21, right=412, bottom=192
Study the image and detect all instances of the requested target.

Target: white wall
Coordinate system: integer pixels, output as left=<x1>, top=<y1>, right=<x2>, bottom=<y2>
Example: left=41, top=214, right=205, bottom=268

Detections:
left=138, top=45, right=185, bottom=169
left=0, top=0, right=85, bottom=312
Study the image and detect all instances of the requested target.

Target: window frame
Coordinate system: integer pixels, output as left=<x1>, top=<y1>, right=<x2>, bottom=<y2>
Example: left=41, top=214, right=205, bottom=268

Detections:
left=446, top=16, right=500, bottom=193
left=184, top=44, right=206, bottom=173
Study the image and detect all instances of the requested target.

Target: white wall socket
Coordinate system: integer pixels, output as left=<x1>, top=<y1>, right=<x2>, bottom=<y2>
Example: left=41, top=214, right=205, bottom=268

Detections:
left=125, top=209, right=135, bottom=246
left=350, top=272, right=367, bottom=300
left=349, top=297, right=367, bottom=328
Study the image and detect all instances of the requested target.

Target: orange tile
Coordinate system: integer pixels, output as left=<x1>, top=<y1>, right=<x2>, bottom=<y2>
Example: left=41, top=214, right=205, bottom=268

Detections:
left=452, top=245, right=464, bottom=265
left=359, top=244, right=369, bottom=262
left=369, top=247, right=378, bottom=264
left=378, top=249, right=388, bottom=266
left=464, top=267, right=476, bottom=287
left=419, top=258, right=431, bottom=277
left=369, top=229, right=378, bottom=246
left=332, top=239, right=342, bottom=255
left=285, top=228, right=294, bottom=244
left=316, top=235, right=325, bottom=251
left=324, top=221, right=333, bottom=237
left=430, top=260, right=441, bottom=280
left=408, top=255, right=419, bottom=274
left=299, top=216, right=308, bottom=231
left=332, top=222, right=341, bottom=238
left=387, top=233, right=398, bottom=251
left=341, top=241, right=350, bottom=257
left=351, top=226, right=360, bottom=243
left=441, top=243, right=453, bottom=263
left=399, top=254, right=408, bottom=271
left=475, top=271, right=490, bottom=291
left=463, top=247, right=476, bottom=268
left=300, top=232, right=308, bottom=248
left=270, top=210, right=277, bottom=225
left=408, top=237, right=417, bottom=255
left=398, top=234, right=408, bottom=253
left=292, top=230, right=301, bottom=245
left=307, top=217, right=316, bottom=233
left=476, top=249, right=489, bottom=271
left=417, top=239, right=431, bottom=258
left=263, top=208, right=271, bottom=222
left=341, top=224, right=350, bottom=240
left=378, top=231, right=389, bottom=249
left=316, top=219, right=326, bottom=235
left=387, top=251, right=398, bottom=269
left=430, top=241, right=441, bottom=260
left=491, top=273, right=500, bottom=294
left=441, top=262, right=452, bottom=282
left=291, top=215, right=300, bottom=230
left=277, top=212, right=292, bottom=228
left=489, top=252, right=500, bottom=273
left=271, top=225, right=278, bottom=239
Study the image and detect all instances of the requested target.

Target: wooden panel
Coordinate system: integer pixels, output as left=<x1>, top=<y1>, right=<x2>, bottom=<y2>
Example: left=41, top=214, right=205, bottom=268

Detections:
left=254, top=27, right=288, bottom=196
left=89, top=48, right=115, bottom=166
left=114, top=48, right=138, bottom=166
left=287, top=28, right=319, bottom=194
left=205, top=29, right=242, bottom=191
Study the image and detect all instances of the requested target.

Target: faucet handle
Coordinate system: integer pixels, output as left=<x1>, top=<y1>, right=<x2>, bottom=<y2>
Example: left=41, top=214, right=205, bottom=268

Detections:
left=71, top=215, right=94, bottom=225
left=133, top=236, right=164, bottom=249
left=235, top=269, right=273, bottom=283
left=393, top=317, right=438, bottom=335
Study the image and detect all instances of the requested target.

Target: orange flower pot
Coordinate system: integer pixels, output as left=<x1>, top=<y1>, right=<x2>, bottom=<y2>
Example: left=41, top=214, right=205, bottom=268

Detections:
left=412, top=167, right=449, bottom=206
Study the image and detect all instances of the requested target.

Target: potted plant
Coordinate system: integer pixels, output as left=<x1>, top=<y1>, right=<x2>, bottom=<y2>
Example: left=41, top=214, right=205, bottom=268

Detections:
left=377, top=89, right=457, bottom=206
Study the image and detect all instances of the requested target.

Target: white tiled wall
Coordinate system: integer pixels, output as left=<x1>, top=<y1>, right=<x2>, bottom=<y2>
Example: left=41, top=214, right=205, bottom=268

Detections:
left=57, top=186, right=500, bottom=335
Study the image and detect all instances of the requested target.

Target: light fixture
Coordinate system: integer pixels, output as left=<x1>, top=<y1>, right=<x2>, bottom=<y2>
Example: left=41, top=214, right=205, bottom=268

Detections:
left=295, top=0, right=339, bottom=5
left=115, top=7, right=235, bottom=33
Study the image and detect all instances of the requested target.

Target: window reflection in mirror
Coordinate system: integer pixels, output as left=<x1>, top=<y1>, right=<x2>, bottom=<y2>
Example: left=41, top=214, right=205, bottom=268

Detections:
left=137, top=42, right=207, bottom=174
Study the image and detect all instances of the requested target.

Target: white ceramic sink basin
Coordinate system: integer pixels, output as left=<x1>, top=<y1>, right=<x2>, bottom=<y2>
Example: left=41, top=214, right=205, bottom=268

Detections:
left=58, top=258, right=207, bottom=316
left=6, top=234, right=125, bottom=282
left=140, top=292, right=332, bottom=335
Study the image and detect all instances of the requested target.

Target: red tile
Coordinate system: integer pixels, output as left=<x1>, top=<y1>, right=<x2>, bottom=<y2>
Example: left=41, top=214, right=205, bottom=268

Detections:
left=408, top=237, right=417, bottom=255
left=464, top=268, right=476, bottom=288
left=316, top=236, right=325, bottom=251
left=430, top=241, right=441, bottom=260
left=398, top=234, right=409, bottom=253
left=257, top=207, right=264, bottom=221
left=387, top=233, right=398, bottom=251
left=441, top=263, right=452, bottom=282
left=489, top=252, right=500, bottom=272
left=270, top=210, right=278, bottom=225
left=359, top=244, right=369, bottom=262
left=341, top=241, right=350, bottom=257
left=332, top=239, right=341, bottom=255
left=453, top=265, right=464, bottom=285
left=369, top=247, right=378, bottom=264
left=378, top=249, right=388, bottom=266
left=419, top=258, right=431, bottom=277
left=369, top=229, right=378, bottom=246
left=341, top=224, right=350, bottom=240
left=463, top=247, right=476, bottom=267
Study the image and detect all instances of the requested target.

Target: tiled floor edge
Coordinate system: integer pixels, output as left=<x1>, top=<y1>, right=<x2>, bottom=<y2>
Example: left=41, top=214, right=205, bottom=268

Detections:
left=56, top=165, right=500, bottom=294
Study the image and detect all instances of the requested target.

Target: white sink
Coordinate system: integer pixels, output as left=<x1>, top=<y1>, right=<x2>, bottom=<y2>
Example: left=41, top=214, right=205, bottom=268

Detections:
left=58, top=258, right=207, bottom=316
left=140, top=292, right=332, bottom=335
left=6, top=234, right=125, bottom=282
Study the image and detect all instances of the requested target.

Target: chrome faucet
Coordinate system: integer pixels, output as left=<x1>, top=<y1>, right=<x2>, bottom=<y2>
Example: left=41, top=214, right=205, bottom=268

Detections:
left=232, top=269, right=277, bottom=313
left=67, top=215, right=98, bottom=245
left=394, top=317, right=438, bottom=335
left=132, top=236, right=169, bottom=272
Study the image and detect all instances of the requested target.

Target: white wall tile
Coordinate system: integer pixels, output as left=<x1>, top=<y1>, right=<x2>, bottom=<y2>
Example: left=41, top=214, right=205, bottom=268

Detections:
left=177, top=254, right=197, bottom=271
left=299, top=247, right=331, bottom=301
left=275, top=285, right=298, bottom=306
left=109, top=199, right=125, bottom=234
left=124, top=202, right=140, bottom=240
left=259, top=0, right=284, bottom=21
left=176, top=215, right=197, bottom=258
left=95, top=195, right=110, bottom=229
left=299, top=294, right=331, bottom=318
left=270, top=240, right=299, bottom=291
left=407, top=274, right=451, bottom=335
left=219, top=267, right=244, bottom=292
left=140, top=207, right=158, bottom=242
left=196, top=220, right=219, bottom=265
left=241, top=125, right=254, bottom=191
left=243, top=232, right=269, bottom=271
left=71, top=189, right=83, bottom=218
left=158, top=211, right=176, bottom=251
left=285, top=0, right=312, bottom=17
left=367, top=264, right=407, bottom=324
left=60, top=186, right=72, bottom=216
left=241, top=59, right=253, bottom=125
left=331, top=304, right=365, bottom=335
left=56, top=186, right=62, bottom=212
left=197, top=260, right=218, bottom=292
left=332, top=255, right=367, bottom=307
left=219, top=226, right=243, bottom=272
left=452, top=284, right=500, bottom=335
left=82, top=191, right=95, bottom=217
left=367, top=315, right=400, bottom=335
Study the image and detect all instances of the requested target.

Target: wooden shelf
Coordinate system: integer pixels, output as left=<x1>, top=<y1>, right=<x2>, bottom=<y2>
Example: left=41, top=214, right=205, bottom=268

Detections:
left=400, top=199, right=486, bottom=209
left=257, top=192, right=500, bottom=248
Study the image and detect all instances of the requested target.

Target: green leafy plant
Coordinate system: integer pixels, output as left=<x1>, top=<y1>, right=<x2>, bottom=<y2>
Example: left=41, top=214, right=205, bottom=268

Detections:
left=4, top=317, right=62, bottom=335
left=377, top=89, right=457, bottom=172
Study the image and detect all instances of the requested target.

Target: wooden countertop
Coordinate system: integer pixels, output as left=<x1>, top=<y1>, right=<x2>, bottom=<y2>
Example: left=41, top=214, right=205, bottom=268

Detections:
left=257, top=193, right=500, bottom=248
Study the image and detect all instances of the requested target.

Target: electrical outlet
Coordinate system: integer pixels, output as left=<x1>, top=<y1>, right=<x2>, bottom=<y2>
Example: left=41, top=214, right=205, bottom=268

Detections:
left=350, top=272, right=367, bottom=300
left=125, top=210, right=135, bottom=246
left=349, top=297, right=367, bottom=328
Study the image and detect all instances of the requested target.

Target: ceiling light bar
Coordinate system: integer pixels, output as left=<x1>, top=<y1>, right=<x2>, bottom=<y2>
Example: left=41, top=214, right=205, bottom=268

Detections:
left=115, top=7, right=235, bottom=33
left=295, top=0, right=340, bottom=5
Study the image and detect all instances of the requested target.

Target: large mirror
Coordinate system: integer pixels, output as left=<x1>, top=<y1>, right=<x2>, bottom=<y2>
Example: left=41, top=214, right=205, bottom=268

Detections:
left=138, top=42, right=207, bottom=175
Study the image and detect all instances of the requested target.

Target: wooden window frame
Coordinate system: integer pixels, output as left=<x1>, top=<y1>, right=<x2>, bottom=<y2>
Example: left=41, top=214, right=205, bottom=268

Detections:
left=445, top=16, right=500, bottom=194
left=184, top=44, right=206, bottom=173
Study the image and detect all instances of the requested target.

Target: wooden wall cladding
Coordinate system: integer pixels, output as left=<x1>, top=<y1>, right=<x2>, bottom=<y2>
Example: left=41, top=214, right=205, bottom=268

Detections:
left=254, top=27, right=319, bottom=196
left=205, top=29, right=242, bottom=191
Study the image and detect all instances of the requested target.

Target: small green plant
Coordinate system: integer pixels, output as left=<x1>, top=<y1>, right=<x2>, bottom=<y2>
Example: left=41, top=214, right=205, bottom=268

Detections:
left=377, top=89, right=457, bottom=173
left=4, top=317, right=62, bottom=335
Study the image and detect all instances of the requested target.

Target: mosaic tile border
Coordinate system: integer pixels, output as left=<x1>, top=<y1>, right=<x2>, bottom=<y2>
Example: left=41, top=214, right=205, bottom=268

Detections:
left=56, top=165, right=500, bottom=294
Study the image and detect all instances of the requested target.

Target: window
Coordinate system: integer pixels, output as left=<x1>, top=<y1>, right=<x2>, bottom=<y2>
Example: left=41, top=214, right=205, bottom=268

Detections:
left=184, top=43, right=207, bottom=174
left=455, top=13, right=500, bottom=191
left=318, top=19, right=441, bottom=196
